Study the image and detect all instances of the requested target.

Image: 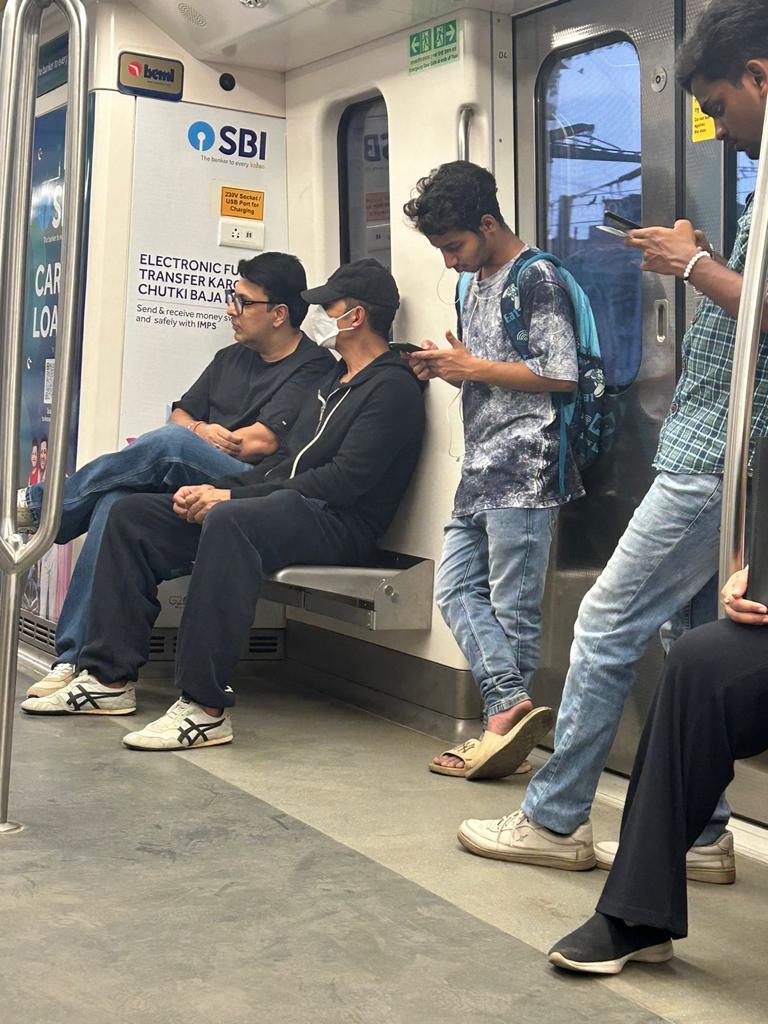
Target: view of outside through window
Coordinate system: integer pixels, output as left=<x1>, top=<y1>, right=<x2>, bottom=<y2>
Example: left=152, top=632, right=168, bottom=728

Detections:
left=737, top=150, right=758, bottom=214
left=542, top=39, right=643, bottom=389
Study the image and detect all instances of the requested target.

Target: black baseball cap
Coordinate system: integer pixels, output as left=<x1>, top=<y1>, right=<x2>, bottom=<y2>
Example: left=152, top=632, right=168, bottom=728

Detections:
left=301, top=258, right=400, bottom=310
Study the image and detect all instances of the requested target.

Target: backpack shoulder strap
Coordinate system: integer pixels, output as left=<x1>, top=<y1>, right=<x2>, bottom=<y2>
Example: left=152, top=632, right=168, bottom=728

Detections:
left=454, top=272, right=474, bottom=342
left=500, top=250, right=558, bottom=359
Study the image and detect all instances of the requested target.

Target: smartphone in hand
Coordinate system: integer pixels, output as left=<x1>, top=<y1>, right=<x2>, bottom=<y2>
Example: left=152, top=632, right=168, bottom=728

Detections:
left=596, top=211, right=641, bottom=237
left=389, top=342, right=424, bottom=354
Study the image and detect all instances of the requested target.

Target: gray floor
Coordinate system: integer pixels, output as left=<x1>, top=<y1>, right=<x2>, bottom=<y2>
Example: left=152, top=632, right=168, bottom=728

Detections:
left=2, top=667, right=767, bottom=1024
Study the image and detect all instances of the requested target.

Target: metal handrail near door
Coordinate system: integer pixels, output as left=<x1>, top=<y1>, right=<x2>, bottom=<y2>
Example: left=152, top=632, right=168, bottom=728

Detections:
left=457, top=104, right=474, bottom=161
left=719, top=99, right=768, bottom=600
left=0, top=0, right=89, bottom=834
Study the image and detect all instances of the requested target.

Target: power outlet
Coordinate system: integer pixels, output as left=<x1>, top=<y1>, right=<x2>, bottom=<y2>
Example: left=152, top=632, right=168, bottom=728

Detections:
left=218, top=217, right=265, bottom=251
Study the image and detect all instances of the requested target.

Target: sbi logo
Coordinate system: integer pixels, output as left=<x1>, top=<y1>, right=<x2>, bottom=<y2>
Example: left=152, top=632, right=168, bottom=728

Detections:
left=187, top=120, right=267, bottom=160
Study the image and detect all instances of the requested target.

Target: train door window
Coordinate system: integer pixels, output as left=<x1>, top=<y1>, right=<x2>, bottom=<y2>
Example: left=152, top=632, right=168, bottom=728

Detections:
left=736, top=152, right=757, bottom=212
left=724, top=150, right=758, bottom=253
left=338, top=97, right=391, bottom=268
left=539, top=38, right=642, bottom=390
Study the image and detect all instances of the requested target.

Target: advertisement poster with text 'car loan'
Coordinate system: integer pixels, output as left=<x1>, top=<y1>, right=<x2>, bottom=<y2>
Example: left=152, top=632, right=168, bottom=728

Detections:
left=21, top=97, right=91, bottom=624
left=121, top=99, right=288, bottom=440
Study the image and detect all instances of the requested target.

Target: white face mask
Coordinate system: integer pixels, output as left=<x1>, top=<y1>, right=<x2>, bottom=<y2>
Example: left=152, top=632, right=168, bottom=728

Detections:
left=308, top=305, right=360, bottom=349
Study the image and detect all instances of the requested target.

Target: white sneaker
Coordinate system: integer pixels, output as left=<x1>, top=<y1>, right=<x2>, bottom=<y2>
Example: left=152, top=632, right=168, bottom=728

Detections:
left=457, top=809, right=596, bottom=870
left=122, top=697, right=233, bottom=751
left=595, top=830, right=736, bottom=884
left=25, top=662, right=77, bottom=699
left=20, top=671, right=136, bottom=715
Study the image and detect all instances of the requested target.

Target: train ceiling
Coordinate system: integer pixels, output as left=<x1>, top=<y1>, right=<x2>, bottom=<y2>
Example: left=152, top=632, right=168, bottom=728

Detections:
left=100, top=1, right=542, bottom=72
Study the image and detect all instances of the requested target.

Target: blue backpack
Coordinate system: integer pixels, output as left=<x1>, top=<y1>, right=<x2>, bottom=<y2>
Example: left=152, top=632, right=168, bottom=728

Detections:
left=456, top=250, right=611, bottom=492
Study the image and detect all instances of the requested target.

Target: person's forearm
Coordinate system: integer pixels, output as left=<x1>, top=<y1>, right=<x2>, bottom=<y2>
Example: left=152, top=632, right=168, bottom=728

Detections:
left=470, top=359, right=575, bottom=393
left=687, top=259, right=768, bottom=331
left=170, top=408, right=198, bottom=428
left=230, top=423, right=279, bottom=461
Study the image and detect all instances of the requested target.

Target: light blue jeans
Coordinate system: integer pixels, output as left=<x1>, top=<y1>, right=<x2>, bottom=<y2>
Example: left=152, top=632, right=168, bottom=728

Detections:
left=435, top=506, right=557, bottom=723
left=521, top=471, right=730, bottom=846
left=24, top=424, right=247, bottom=665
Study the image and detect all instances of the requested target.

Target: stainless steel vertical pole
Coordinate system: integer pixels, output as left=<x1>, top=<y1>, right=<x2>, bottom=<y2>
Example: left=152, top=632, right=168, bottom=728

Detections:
left=719, top=100, right=768, bottom=602
left=0, top=0, right=90, bottom=833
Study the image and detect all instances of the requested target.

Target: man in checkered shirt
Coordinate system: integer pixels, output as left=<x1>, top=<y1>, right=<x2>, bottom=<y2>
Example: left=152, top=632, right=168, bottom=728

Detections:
left=456, top=0, right=768, bottom=878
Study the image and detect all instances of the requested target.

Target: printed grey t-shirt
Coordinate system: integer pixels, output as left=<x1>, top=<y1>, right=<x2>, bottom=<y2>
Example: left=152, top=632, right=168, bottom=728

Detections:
left=453, top=247, right=584, bottom=516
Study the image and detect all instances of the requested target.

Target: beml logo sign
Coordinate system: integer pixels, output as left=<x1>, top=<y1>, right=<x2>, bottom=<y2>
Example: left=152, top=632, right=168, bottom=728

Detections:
left=187, top=119, right=268, bottom=161
left=118, top=52, right=184, bottom=100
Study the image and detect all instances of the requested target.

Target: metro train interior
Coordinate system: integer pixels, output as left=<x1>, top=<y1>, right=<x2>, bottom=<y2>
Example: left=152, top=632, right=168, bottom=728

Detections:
left=1, top=0, right=767, bottom=1021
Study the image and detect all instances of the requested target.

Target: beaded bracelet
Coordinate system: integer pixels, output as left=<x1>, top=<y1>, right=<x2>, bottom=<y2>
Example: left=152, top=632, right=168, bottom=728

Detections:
left=683, top=249, right=711, bottom=283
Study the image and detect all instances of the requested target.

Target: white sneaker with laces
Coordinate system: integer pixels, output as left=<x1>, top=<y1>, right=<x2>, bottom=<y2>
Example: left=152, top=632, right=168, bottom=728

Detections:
left=457, top=809, right=596, bottom=870
left=20, top=671, right=136, bottom=715
left=122, top=697, right=233, bottom=751
left=26, top=662, right=77, bottom=699
left=595, top=830, right=736, bottom=884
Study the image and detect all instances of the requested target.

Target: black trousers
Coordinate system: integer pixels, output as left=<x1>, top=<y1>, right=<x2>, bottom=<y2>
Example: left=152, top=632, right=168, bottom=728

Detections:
left=78, top=492, right=373, bottom=708
left=597, top=618, right=768, bottom=938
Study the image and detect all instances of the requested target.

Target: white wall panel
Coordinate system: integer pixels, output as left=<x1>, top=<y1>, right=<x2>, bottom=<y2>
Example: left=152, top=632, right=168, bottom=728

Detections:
left=286, top=10, right=496, bottom=670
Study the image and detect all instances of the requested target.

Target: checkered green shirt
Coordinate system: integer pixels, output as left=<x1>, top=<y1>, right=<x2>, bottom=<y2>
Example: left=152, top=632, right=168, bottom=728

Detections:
left=654, top=199, right=768, bottom=475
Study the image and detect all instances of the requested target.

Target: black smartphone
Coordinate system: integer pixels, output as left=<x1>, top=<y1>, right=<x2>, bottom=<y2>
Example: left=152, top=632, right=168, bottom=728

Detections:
left=389, top=342, right=424, bottom=354
left=596, top=211, right=642, bottom=237
left=605, top=211, right=641, bottom=231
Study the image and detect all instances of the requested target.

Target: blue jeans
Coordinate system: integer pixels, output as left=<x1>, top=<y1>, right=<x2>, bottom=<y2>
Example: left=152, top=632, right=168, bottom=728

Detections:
left=435, top=506, right=557, bottom=723
left=521, top=471, right=730, bottom=846
left=24, top=424, right=247, bottom=665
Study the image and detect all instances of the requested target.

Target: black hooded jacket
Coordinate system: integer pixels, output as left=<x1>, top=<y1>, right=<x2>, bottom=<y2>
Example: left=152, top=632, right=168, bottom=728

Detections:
left=214, top=350, right=425, bottom=543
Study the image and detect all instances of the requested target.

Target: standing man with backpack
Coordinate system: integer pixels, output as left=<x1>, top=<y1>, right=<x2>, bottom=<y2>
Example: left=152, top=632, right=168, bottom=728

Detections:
left=403, top=160, right=591, bottom=780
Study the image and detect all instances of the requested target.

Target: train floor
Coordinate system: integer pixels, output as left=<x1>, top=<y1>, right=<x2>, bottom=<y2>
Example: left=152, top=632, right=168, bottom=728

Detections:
left=2, top=663, right=767, bottom=1024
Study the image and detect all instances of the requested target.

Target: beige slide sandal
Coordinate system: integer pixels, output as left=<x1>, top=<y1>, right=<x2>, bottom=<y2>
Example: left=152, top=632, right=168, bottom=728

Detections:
left=465, top=706, right=554, bottom=781
left=429, top=736, right=532, bottom=779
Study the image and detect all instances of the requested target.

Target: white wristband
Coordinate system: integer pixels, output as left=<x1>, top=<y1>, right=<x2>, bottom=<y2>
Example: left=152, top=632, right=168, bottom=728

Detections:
left=683, top=249, right=711, bottom=283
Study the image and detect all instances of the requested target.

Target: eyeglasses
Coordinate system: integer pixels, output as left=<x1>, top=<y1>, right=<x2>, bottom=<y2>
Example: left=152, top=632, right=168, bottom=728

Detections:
left=225, top=288, right=276, bottom=315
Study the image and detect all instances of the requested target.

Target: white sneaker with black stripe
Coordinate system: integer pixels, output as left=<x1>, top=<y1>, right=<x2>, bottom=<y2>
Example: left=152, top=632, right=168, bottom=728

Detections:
left=26, top=662, right=77, bottom=698
left=122, top=697, right=233, bottom=751
left=20, top=671, right=136, bottom=715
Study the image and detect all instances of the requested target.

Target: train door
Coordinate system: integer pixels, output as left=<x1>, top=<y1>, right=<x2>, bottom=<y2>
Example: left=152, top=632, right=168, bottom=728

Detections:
left=514, top=0, right=678, bottom=773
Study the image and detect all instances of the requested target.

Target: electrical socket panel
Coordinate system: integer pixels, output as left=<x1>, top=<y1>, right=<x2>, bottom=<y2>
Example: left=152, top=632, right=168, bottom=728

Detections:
left=218, top=217, right=265, bottom=251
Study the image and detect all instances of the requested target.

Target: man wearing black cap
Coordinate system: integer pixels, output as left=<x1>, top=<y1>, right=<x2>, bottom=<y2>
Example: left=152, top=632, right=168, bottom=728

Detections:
left=22, top=258, right=425, bottom=752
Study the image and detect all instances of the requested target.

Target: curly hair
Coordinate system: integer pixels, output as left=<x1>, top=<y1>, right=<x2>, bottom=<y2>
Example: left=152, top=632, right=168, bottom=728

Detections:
left=403, top=161, right=505, bottom=236
left=677, top=0, right=768, bottom=92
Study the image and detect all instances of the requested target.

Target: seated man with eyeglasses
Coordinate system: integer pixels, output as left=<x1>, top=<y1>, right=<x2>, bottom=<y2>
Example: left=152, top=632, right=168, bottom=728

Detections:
left=21, top=259, right=425, bottom=754
left=20, top=251, right=334, bottom=700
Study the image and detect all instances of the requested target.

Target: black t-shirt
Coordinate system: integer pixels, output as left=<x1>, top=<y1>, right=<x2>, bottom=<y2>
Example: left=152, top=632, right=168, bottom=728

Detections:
left=173, top=334, right=334, bottom=441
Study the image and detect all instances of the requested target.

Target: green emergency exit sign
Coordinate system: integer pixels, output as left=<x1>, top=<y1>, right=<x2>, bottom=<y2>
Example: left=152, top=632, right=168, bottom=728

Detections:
left=408, top=20, right=459, bottom=74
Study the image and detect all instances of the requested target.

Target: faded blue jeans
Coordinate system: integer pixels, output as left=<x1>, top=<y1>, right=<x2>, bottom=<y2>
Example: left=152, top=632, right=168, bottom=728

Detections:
left=24, top=424, right=247, bottom=666
left=522, top=471, right=730, bottom=846
left=435, top=506, right=557, bottom=723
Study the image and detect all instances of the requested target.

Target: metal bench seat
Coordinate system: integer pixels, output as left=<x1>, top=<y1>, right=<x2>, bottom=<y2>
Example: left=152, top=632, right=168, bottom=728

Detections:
left=262, top=551, right=434, bottom=631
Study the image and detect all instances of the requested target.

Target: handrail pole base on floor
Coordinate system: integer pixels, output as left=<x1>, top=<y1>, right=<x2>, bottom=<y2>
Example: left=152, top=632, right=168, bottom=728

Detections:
left=0, top=571, right=23, bottom=833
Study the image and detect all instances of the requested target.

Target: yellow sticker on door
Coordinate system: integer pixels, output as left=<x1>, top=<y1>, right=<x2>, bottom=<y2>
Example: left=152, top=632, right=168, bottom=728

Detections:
left=692, top=97, right=716, bottom=143
left=220, top=186, right=265, bottom=220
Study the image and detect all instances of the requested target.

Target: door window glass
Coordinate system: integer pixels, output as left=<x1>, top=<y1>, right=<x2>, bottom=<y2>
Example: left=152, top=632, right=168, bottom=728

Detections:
left=539, top=38, right=642, bottom=390
left=736, top=150, right=757, bottom=215
left=338, top=97, right=391, bottom=268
